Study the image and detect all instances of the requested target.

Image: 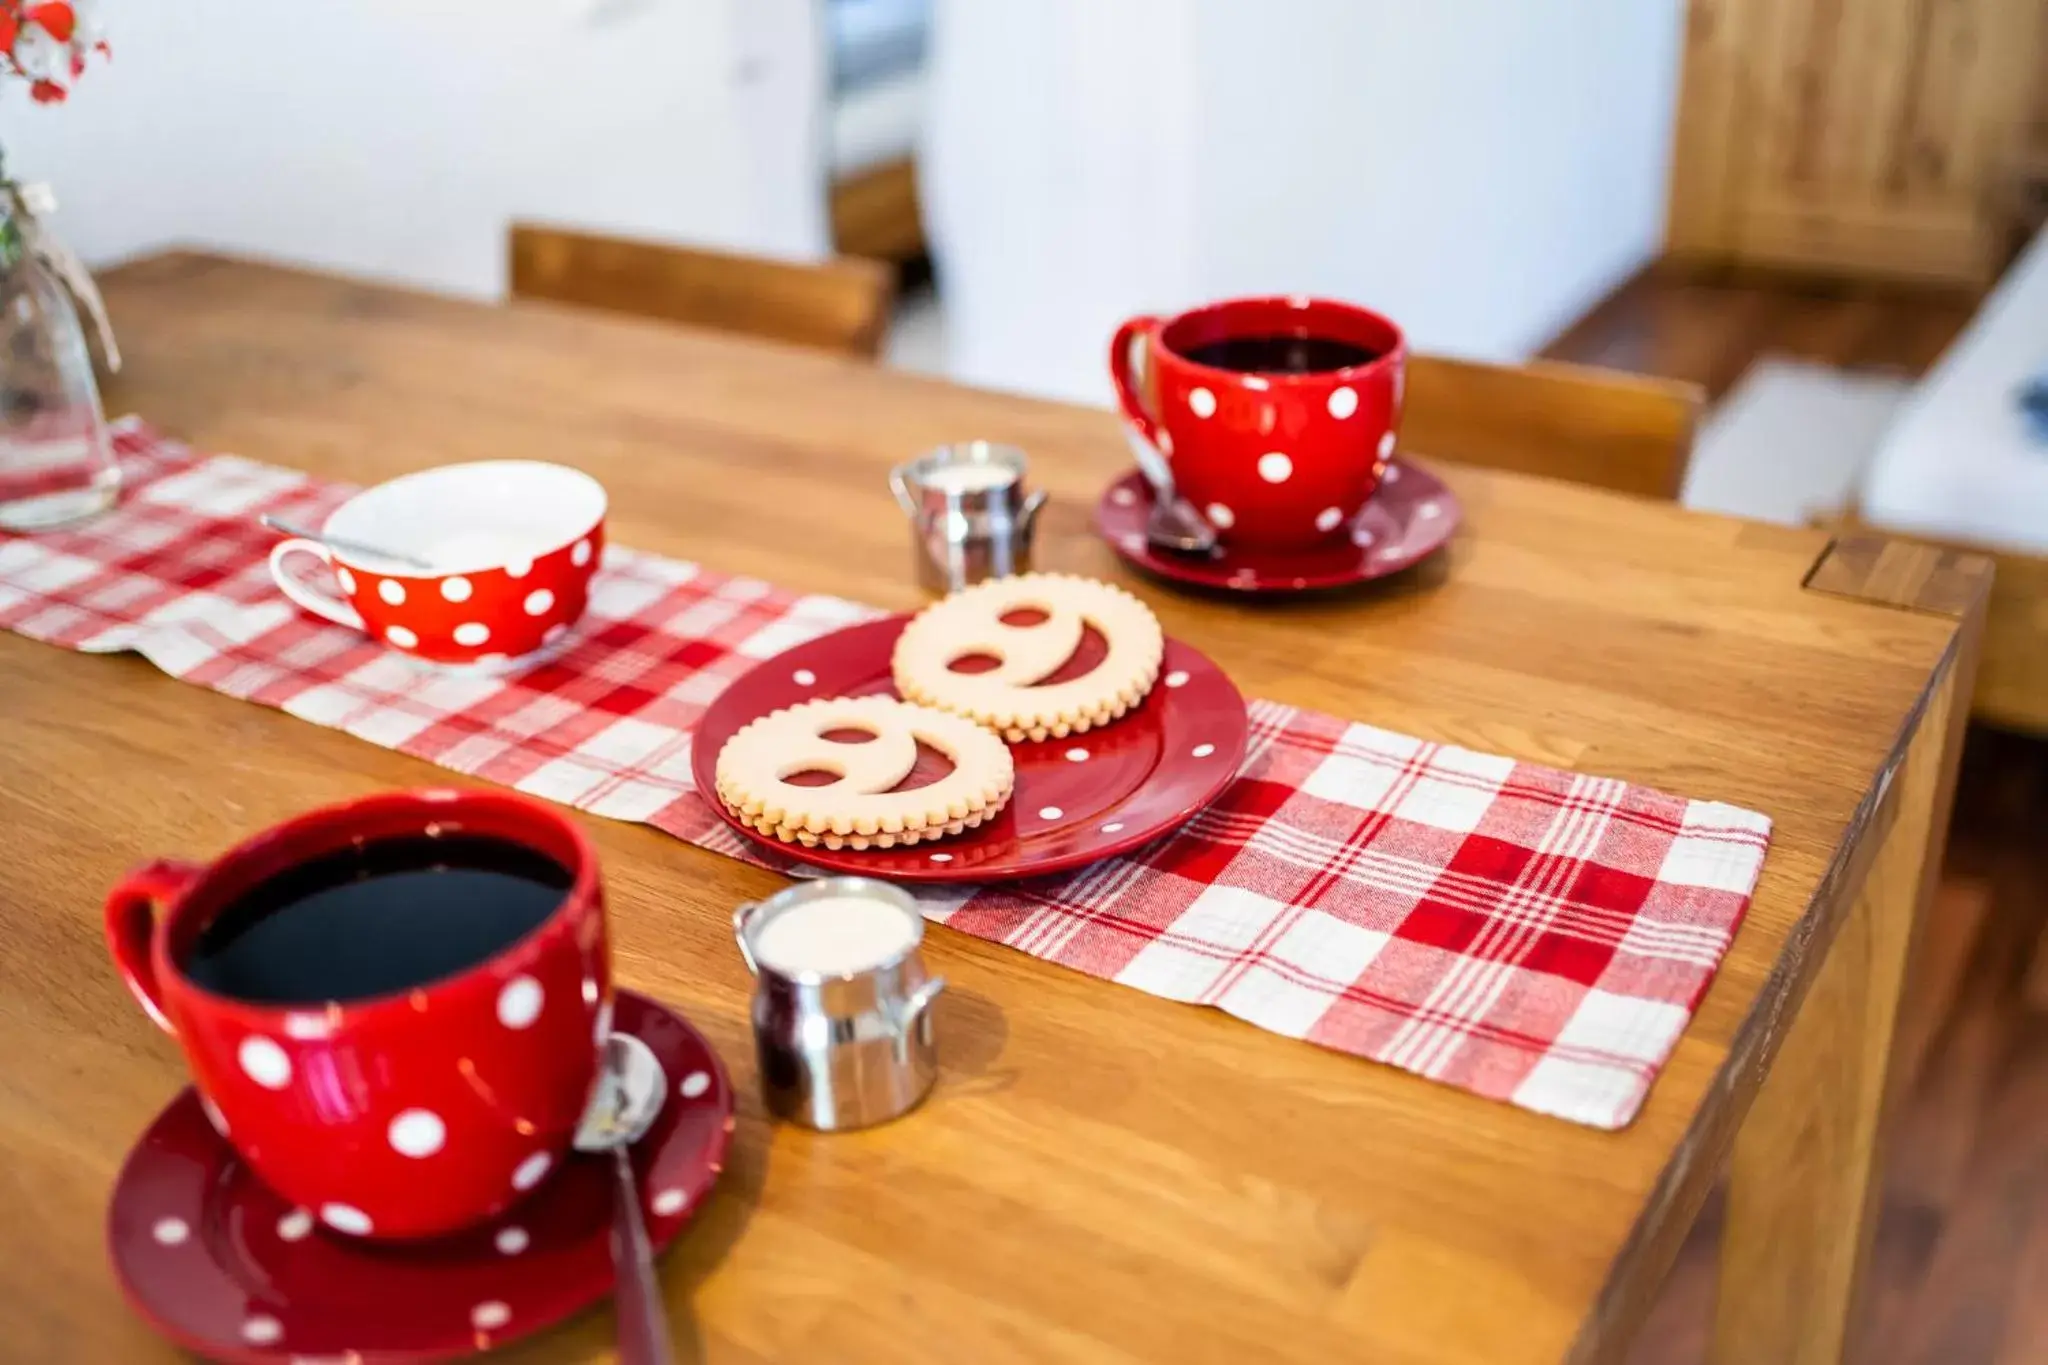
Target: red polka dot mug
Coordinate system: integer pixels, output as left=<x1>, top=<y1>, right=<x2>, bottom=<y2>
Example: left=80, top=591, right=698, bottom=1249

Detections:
left=102, top=789, right=612, bottom=1241
left=1110, top=297, right=1406, bottom=551
left=268, top=461, right=607, bottom=668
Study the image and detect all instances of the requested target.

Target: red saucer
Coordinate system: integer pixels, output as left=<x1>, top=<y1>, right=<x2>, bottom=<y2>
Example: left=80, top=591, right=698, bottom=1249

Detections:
left=691, top=615, right=1249, bottom=883
left=1094, top=459, right=1461, bottom=593
left=108, top=991, right=733, bottom=1365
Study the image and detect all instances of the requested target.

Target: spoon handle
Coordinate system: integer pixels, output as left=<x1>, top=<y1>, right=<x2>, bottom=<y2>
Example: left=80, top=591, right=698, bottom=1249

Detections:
left=256, top=515, right=435, bottom=571
left=610, top=1147, right=675, bottom=1365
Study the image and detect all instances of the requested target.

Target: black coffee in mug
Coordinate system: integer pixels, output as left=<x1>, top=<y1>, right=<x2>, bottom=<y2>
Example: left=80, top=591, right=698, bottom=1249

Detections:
left=1180, top=332, right=1383, bottom=376
left=183, top=834, right=571, bottom=1005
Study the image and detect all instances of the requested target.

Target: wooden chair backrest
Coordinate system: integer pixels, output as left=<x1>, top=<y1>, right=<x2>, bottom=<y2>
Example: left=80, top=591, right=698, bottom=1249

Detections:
left=508, top=223, right=896, bottom=360
left=831, top=158, right=925, bottom=264
left=1401, top=354, right=1702, bottom=500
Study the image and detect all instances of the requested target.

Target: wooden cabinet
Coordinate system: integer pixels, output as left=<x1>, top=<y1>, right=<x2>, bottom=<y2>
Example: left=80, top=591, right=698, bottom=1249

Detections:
left=1669, top=0, right=2048, bottom=285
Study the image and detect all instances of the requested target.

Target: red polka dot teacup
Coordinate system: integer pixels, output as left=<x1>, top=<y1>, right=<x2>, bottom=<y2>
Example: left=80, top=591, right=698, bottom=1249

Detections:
left=103, top=789, right=611, bottom=1241
left=268, top=461, right=607, bottom=668
left=1110, top=297, right=1406, bottom=550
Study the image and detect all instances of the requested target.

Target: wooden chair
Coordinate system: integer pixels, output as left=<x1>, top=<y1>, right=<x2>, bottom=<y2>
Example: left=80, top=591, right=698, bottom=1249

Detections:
left=508, top=223, right=896, bottom=360
left=1402, top=354, right=1703, bottom=500
left=831, top=158, right=926, bottom=265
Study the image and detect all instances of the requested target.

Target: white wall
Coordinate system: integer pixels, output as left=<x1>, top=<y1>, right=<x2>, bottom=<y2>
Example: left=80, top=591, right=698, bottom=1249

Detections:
left=922, top=0, right=1203, bottom=405
left=923, top=0, right=1684, bottom=405
left=0, top=0, right=832, bottom=298
left=1190, top=1, right=1682, bottom=361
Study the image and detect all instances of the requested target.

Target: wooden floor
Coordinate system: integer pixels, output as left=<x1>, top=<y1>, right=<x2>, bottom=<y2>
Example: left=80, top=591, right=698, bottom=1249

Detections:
left=1540, top=266, right=1981, bottom=402
left=1546, top=266, right=2048, bottom=1364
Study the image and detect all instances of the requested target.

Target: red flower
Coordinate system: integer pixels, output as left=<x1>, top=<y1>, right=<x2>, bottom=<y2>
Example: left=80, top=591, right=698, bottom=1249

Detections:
left=0, top=0, right=102, bottom=96
left=25, top=2, right=72, bottom=42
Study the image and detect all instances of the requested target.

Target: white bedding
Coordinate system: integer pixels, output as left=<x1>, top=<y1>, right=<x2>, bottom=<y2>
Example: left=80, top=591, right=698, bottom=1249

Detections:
left=1859, top=229, right=2048, bottom=553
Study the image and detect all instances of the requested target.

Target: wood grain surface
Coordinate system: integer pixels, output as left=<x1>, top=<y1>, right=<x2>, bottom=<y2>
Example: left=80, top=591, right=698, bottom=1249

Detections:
left=1667, top=0, right=2048, bottom=286
left=1714, top=626, right=1972, bottom=1364
left=508, top=223, right=895, bottom=359
left=1624, top=729, right=2048, bottom=1365
left=1543, top=265, right=2040, bottom=736
left=1401, top=355, right=1701, bottom=501
left=1822, top=514, right=2048, bottom=739
left=1540, top=260, right=1981, bottom=405
left=1910, top=539, right=2048, bottom=740
left=0, top=253, right=1975, bottom=1365
left=830, top=156, right=926, bottom=265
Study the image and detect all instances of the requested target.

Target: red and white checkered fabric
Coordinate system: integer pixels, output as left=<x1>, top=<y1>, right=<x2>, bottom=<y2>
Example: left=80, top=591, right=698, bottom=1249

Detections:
left=0, top=409, right=116, bottom=504
left=0, top=422, right=1773, bottom=1128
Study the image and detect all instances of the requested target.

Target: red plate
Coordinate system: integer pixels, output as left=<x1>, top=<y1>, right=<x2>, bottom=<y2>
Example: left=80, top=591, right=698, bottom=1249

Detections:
left=691, top=615, right=1248, bottom=882
left=108, top=991, right=733, bottom=1365
left=1095, top=459, right=1460, bottom=594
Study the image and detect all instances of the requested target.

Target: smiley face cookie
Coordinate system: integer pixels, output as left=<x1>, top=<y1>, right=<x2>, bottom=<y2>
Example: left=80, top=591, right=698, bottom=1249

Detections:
left=890, top=573, right=1164, bottom=742
left=713, top=694, right=1015, bottom=850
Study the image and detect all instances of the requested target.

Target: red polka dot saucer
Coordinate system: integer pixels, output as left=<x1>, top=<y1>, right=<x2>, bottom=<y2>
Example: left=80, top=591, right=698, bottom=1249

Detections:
left=107, top=991, right=733, bottom=1365
left=1094, top=458, right=1461, bottom=595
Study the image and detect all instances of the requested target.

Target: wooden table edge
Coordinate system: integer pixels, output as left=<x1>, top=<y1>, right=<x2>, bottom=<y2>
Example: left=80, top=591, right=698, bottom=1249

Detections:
left=1571, top=533, right=1994, bottom=1364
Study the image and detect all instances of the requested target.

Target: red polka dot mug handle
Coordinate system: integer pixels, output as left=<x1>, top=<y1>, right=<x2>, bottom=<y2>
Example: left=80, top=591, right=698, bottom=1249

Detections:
left=1109, top=314, right=1167, bottom=451
left=267, top=537, right=365, bottom=630
left=104, top=859, right=205, bottom=1034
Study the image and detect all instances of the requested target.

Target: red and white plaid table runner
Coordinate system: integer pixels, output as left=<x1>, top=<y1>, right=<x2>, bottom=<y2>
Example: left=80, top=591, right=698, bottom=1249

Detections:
left=0, top=422, right=1773, bottom=1128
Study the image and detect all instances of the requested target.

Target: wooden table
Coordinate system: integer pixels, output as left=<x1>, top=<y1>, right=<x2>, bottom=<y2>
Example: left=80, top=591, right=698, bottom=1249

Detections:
left=0, top=253, right=1991, bottom=1365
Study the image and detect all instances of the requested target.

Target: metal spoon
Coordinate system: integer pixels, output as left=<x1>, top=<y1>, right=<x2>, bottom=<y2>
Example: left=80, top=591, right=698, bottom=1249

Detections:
left=1122, top=427, right=1220, bottom=557
left=258, top=514, right=434, bottom=571
left=574, top=1031, right=675, bottom=1365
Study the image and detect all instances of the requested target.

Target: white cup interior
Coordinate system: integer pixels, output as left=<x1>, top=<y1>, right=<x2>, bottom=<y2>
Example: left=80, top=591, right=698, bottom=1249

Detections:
left=324, top=462, right=606, bottom=575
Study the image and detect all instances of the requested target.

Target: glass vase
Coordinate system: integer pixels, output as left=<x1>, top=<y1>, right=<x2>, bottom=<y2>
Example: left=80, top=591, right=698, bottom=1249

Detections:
left=0, top=203, right=119, bottom=531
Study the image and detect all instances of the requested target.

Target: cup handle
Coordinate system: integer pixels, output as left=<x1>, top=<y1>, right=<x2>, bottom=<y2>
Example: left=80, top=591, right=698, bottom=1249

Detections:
left=1018, top=488, right=1049, bottom=535
left=732, top=902, right=761, bottom=975
left=1109, top=315, right=1167, bottom=451
left=888, top=465, right=920, bottom=519
left=893, top=976, right=946, bottom=1063
left=104, top=859, right=204, bottom=1035
left=268, top=537, right=364, bottom=630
